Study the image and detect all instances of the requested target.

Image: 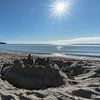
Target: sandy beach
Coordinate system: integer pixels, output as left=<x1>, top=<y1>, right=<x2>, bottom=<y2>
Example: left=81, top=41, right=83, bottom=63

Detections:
left=1, top=0, right=100, bottom=99
left=0, top=52, right=100, bottom=100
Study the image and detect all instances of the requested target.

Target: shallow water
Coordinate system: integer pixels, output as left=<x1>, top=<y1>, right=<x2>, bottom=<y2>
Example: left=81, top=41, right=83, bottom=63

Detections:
left=0, top=44, right=100, bottom=56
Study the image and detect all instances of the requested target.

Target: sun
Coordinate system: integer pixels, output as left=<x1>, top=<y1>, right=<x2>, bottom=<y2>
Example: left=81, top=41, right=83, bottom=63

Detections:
left=51, top=0, right=71, bottom=19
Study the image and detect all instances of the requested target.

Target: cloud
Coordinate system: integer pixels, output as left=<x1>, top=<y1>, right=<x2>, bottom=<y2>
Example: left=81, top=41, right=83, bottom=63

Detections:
left=7, top=37, right=100, bottom=45
left=52, top=37, right=100, bottom=45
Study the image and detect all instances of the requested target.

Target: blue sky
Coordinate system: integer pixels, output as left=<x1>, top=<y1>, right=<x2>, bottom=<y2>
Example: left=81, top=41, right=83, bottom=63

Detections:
left=0, top=0, right=100, bottom=44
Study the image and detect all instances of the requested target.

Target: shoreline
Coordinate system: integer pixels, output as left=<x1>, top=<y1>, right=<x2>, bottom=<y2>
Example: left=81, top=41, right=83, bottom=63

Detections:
left=0, top=51, right=100, bottom=61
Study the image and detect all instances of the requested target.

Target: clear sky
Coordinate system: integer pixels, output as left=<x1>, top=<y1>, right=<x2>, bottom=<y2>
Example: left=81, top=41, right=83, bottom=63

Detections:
left=0, top=0, right=100, bottom=44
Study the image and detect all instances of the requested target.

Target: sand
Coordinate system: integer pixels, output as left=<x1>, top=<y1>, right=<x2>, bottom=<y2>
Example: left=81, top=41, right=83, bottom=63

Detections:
left=0, top=52, right=100, bottom=100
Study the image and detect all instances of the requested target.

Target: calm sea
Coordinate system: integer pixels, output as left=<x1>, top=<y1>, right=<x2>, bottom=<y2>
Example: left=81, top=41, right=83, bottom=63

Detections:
left=0, top=44, right=100, bottom=56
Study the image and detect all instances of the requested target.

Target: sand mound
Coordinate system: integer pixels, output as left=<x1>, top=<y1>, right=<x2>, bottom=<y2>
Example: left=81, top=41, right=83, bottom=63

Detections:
left=1, top=55, right=67, bottom=90
left=0, top=53, right=100, bottom=100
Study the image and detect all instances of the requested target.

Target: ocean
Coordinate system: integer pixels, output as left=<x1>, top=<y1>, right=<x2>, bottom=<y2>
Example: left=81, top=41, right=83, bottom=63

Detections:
left=0, top=44, right=100, bottom=56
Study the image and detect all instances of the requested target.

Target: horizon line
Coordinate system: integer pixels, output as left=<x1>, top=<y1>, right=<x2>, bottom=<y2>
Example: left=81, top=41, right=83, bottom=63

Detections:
left=5, top=37, right=100, bottom=45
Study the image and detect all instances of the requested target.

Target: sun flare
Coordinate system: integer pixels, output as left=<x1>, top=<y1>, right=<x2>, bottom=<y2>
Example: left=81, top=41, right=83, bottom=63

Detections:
left=51, top=0, right=71, bottom=18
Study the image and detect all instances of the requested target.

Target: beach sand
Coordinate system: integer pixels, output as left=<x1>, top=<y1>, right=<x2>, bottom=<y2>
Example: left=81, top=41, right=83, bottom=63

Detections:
left=0, top=52, right=100, bottom=100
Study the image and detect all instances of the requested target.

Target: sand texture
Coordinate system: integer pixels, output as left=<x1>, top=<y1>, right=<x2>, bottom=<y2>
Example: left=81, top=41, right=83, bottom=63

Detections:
left=0, top=53, right=100, bottom=100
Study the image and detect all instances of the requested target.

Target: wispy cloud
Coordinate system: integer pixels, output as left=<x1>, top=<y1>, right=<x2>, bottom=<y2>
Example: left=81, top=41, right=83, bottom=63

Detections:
left=52, top=37, right=100, bottom=45
left=7, top=37, right=100, bottom=45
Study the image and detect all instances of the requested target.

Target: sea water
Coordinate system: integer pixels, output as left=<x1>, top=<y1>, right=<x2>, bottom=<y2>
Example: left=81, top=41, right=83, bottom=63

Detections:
left=0, top=44, right=100, bottom=56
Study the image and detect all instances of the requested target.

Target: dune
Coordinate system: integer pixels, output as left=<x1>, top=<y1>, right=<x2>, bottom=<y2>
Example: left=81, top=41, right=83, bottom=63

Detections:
left=0, top=53, right=100, bottom=100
